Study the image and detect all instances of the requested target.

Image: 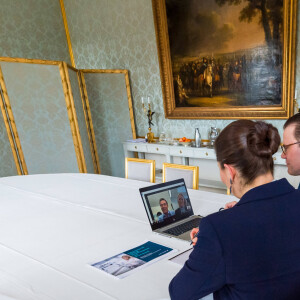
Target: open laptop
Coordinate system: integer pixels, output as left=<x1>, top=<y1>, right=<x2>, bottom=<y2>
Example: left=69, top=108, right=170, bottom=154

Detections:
left=139, top=178, right=202, bottom=241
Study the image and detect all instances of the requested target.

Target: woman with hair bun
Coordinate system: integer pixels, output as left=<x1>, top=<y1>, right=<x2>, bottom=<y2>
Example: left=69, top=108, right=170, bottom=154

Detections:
left=169, top=120, right=300, bottom=300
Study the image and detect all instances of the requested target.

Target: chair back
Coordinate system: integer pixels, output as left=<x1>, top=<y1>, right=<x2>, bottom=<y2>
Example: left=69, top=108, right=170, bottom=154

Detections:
left=125, top=158, right=155, bottom=183
left=163, top=163, right=199, bottom=189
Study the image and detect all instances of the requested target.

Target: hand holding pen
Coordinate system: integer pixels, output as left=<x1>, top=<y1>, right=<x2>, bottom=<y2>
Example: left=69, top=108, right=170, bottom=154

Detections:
left=190, top=228, right=199, bottom=246
left=189, top=203, right=238, bottom=246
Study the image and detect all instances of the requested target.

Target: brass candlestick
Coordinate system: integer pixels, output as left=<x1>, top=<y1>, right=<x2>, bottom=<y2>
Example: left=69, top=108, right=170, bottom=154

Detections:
left=147, top=127, right=154, bottom=143
left=142, top=100, right=155, bottom=143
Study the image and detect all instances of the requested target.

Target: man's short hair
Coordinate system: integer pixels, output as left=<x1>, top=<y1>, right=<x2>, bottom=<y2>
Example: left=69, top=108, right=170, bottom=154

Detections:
left=159, top=198, right=167, bottom=205
left=284, top=113, right=300, bottom=141
left=177, top=193, right=184, bottom=200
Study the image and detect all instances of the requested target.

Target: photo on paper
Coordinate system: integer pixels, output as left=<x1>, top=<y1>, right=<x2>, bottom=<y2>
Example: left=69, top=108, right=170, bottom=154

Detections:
left=91, top=241, right=176, bottom=279
left=92, top=253, right=145, bottom=277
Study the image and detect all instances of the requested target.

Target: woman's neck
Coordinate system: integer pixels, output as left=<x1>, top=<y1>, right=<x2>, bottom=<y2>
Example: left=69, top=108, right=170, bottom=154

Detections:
left=234, top=172, right=274, bottom=199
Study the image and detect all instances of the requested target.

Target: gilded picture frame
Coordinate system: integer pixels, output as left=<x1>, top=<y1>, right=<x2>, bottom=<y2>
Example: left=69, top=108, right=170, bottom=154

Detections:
left=152, top=0, right=297, bottom=119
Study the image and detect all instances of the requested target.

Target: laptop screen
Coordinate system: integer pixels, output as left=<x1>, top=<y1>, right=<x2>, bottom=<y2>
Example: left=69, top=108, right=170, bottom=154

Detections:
left=139, top=179, right=194, bottom=230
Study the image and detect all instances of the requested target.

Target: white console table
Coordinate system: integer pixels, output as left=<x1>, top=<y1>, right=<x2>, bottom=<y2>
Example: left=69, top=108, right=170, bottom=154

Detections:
left=123, top=141, right=298, bottom=190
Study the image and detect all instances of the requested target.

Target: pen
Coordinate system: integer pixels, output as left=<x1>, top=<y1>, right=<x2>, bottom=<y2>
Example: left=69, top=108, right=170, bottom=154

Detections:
left=190, top=231, right=200, bottom=245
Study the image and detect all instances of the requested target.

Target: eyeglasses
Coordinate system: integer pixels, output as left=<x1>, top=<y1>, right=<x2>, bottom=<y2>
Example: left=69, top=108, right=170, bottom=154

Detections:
left=281, top=141, right=300, bottom=154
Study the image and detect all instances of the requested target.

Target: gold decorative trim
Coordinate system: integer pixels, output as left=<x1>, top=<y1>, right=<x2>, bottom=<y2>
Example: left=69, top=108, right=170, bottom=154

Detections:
left=152, top=0, right=174, bottom=119
left=0, top=66, right=28, bottom=175
left=81, top=69, right=128, bottom=74
left=0, top=57, right=61, bottom=65
left=77, top=71, right=99, bottom=174
left=162, top=163, right=199, bottom=190
left=79, top=71, right=101, bottom=174
left=59, top=0, right=76, bottom=68
left=62, top=62, right=87, bottom=172
left=77, top=71, right=100, bottom=173
left=285, top=0, right=298, bottom=117
left=80, top=69, right=137, bottom=139
left=152, top=0, right=297, bottom=119
left=125, top=157, right=156, bottom=183
left=124, top=70, right=136, bottom=139
left=66, top=64, right=78, bottom=71
left=59, top=62, right=84, bottom=173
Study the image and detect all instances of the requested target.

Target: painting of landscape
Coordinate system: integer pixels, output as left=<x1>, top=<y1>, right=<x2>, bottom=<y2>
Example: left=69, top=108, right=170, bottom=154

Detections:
left=166, top=0, right=283, bottom=108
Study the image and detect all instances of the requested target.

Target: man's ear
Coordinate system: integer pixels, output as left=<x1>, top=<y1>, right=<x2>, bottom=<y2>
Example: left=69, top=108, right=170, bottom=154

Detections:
left=223, top=164, right=236, bottom=182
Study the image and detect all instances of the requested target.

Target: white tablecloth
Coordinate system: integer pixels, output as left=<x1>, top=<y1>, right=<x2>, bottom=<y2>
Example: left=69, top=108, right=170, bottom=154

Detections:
left=0, top=174, right=236, bottom=300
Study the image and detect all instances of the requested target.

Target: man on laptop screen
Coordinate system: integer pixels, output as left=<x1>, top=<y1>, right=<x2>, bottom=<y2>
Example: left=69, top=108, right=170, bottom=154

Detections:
left=157, top=198, right=175, bottom=222
left=140, top=179, right=201, bottom=241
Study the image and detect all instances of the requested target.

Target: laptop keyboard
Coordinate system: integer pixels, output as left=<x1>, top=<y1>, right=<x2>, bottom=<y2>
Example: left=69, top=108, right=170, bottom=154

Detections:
left=162, top=218, right=201, bottom=236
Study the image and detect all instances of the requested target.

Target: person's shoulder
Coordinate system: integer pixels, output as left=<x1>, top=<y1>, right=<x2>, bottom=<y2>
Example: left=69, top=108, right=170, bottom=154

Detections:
left=203, top=205, right=237, bottom=225
left=274, top=179, right=300, bottom=198
left=292, top=186, right=300, bottom=195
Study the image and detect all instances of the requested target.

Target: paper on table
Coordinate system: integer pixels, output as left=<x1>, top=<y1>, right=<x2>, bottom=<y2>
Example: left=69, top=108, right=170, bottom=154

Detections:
left=91, top=241, right=177, bottom=279
left=169, top=248, right=193, bottom=265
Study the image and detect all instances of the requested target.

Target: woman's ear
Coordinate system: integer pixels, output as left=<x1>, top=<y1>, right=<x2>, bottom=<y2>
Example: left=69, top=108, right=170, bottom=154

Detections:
left=223, top=164, right=237, bottom=182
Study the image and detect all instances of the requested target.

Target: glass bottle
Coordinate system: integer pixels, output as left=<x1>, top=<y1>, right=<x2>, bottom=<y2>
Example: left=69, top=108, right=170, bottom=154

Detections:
left=195, top=128, right=201, bottom=148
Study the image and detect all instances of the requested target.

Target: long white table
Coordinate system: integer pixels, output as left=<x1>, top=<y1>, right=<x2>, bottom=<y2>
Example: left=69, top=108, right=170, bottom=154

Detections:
left=0, top=174, right=236, bottom=300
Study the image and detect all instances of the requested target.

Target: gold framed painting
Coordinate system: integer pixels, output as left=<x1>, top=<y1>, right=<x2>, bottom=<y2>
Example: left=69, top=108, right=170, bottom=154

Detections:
left=152, top=0, right=297, bottom=119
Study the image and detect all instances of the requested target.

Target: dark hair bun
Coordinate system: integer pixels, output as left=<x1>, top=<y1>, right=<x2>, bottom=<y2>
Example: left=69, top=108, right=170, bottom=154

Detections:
left=247, top=121, right=280, bottom=157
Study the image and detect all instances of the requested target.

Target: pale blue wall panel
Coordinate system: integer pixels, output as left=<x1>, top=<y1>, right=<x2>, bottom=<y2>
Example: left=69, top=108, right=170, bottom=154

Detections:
left=0, top=0, right=70, bottom=63
left=84, top=73, right=133, bottom=177
left=68, top=68, right=95, bottom=173
left=0, top=107, right=18, bottom=177
left=0, top=62, right=78, bottom=174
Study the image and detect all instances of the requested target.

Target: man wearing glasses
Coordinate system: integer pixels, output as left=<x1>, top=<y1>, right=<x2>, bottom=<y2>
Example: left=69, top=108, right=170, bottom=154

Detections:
left=225, top=113, right=300, bottom=210
left=281, top=112, right=300, bottom=189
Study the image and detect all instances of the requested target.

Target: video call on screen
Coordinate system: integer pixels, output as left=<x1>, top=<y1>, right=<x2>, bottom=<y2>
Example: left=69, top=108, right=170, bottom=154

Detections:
left=143, top=183, right=193, bottom=230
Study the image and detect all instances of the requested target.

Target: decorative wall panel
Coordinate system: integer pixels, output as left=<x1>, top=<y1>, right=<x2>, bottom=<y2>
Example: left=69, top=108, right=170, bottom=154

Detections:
left=0, top=96, right=19, bottom=177
left=0, top=0, right=70, bottom=63
left=0, top=61, right=79, bottom=174
left=82, top=71, right=135, bottom=177
left=67, top=67, right=95, bottom=173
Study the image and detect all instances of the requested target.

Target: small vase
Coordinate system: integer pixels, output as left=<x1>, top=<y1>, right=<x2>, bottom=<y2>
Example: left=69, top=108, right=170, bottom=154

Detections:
left=195, top=128, right=201, bottom=148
